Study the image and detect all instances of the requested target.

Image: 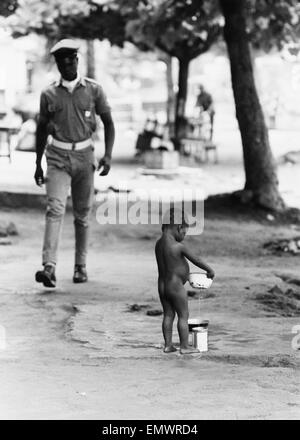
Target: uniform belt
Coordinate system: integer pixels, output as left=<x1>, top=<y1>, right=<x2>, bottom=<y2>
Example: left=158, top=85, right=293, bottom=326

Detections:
left=51, top=138, right=92, bottom=150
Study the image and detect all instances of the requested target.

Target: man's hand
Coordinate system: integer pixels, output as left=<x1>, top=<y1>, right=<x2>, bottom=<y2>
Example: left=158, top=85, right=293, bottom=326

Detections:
left=207, top=269, right=215, bottom=279
left=98, top=156, right=111, bottom=176
left=34, top=165, right=44, bottom=187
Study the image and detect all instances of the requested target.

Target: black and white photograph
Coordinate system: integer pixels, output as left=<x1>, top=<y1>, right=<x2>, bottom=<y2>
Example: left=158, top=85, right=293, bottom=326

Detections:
left=0, top=0, right=300, bottom=423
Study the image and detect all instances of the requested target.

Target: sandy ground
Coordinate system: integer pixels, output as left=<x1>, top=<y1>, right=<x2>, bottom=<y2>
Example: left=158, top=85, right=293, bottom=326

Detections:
left=0, top=207, right=300, bottom=420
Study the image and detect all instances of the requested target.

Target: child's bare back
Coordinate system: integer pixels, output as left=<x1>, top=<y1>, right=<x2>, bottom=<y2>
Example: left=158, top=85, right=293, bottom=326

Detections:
left=155, top=234, right=189, bottom=291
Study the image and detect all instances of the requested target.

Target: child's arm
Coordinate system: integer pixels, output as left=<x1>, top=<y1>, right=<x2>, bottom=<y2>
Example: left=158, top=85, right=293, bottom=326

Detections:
left=181, top=244, right=215, bottom=279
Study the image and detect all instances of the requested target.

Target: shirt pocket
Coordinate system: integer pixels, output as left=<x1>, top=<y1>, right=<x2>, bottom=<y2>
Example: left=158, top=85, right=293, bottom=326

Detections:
left=48, top=101, right=63, bottom=115
left=78, top=98, right=96, bottom=129
left=79, top=100, right=93, bottom=115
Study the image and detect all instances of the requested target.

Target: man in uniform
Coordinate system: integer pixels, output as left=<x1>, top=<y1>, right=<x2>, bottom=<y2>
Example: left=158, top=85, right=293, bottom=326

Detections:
left=34, top=39, right=115, bottom=287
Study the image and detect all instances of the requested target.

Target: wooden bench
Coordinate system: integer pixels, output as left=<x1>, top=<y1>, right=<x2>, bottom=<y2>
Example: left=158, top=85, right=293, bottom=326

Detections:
left=180, top=137, right=218, bottom=163
left=203, top=140, right=218, bottom=163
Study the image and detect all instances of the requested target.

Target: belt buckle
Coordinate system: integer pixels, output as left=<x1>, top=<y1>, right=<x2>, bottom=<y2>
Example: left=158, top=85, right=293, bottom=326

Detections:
left=72, top=142, right=76, bottom=151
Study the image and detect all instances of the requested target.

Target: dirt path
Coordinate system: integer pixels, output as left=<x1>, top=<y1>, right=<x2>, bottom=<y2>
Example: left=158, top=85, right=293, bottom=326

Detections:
left=0, top=209, right=299, bottom=419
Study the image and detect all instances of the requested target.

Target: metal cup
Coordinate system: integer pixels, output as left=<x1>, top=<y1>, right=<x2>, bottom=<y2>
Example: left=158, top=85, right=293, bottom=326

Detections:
left=192, top=327, right=208, bottom=352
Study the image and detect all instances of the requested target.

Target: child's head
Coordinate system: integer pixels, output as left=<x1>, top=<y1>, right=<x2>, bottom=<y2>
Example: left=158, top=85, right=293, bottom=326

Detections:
left=162, top=207, right=188, bottom=242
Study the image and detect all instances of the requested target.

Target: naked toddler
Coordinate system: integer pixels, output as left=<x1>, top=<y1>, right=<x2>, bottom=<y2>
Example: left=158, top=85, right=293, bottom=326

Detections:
left=155, top=209, right=215, bottom=354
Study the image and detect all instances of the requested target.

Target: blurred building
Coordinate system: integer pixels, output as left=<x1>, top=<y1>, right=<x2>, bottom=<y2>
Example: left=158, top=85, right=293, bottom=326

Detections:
left=0, top=29, right=27, bottom=117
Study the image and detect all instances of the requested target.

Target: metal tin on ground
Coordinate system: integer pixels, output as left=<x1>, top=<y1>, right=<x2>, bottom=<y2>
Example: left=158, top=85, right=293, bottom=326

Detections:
left=192, top=327, right=208, bottom=352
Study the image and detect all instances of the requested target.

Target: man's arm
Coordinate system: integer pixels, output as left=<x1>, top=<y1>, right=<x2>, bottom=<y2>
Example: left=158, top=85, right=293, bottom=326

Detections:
left=35, top=116, right=49, bottom=166
left=181, top=244, right=215, bottom=278
left=98, top=111, right=115, bottom=176
left=34, top=115, right=49, bottom=186
left=34, top=92, right=50, bottom=186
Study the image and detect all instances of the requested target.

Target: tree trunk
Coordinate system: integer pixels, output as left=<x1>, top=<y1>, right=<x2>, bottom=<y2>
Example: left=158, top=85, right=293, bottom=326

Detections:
left=219, top=0, right=285, bottom=211
left=86, top=40, right=96, bottom=79
left=165, top=55, right=175, bottom=134
left=174, top=57, right=190, bottom=150
left=159, top=52, right=176, bottom=137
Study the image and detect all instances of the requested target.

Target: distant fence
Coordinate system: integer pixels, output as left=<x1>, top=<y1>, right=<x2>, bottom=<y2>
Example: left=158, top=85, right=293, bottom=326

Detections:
left=111, top=100, right=167, bottom=131
left=141, top=101, right=167, bottom=114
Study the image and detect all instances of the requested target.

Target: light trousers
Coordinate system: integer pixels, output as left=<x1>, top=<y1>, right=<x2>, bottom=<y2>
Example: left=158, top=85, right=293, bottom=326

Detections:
left=42, top=145, right=95, bottom=266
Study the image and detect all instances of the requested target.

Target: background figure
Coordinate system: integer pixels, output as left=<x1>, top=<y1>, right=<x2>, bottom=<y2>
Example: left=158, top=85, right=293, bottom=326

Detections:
left=195, top=84, right=215, bottom=140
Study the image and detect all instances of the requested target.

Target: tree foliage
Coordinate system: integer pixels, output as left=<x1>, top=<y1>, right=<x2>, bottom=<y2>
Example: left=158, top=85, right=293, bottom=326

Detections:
left=6, top=1, right=300, bottom=53
left=6, top=0, right=92, bottom=38
left=246, top=0, right=300, bottom=51
left=0, top=0, right=18, bottom=17
left=120, top=0, right=223, bottom=60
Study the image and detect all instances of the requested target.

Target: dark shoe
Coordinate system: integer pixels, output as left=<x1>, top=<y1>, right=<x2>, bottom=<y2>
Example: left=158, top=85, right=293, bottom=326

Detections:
left=35, top=264, right=56, bottom=288
left=73, top=264, right=88, bottom=283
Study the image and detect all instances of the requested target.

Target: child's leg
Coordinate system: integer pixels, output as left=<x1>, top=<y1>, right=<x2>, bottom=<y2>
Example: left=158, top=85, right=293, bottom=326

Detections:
left=171, top=284, right=199, bottom=354
left=159, top=295, right=176, bottom=352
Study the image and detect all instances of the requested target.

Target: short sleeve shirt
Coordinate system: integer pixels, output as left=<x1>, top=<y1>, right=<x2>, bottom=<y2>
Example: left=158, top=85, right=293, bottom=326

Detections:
left=39, top=77, right=111, bottom=143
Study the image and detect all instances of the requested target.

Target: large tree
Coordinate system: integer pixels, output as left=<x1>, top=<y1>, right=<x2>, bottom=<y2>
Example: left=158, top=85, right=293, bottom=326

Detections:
left=219, top=0, right=300, bottom=211
left=119, top=0, right=300, bottom=210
